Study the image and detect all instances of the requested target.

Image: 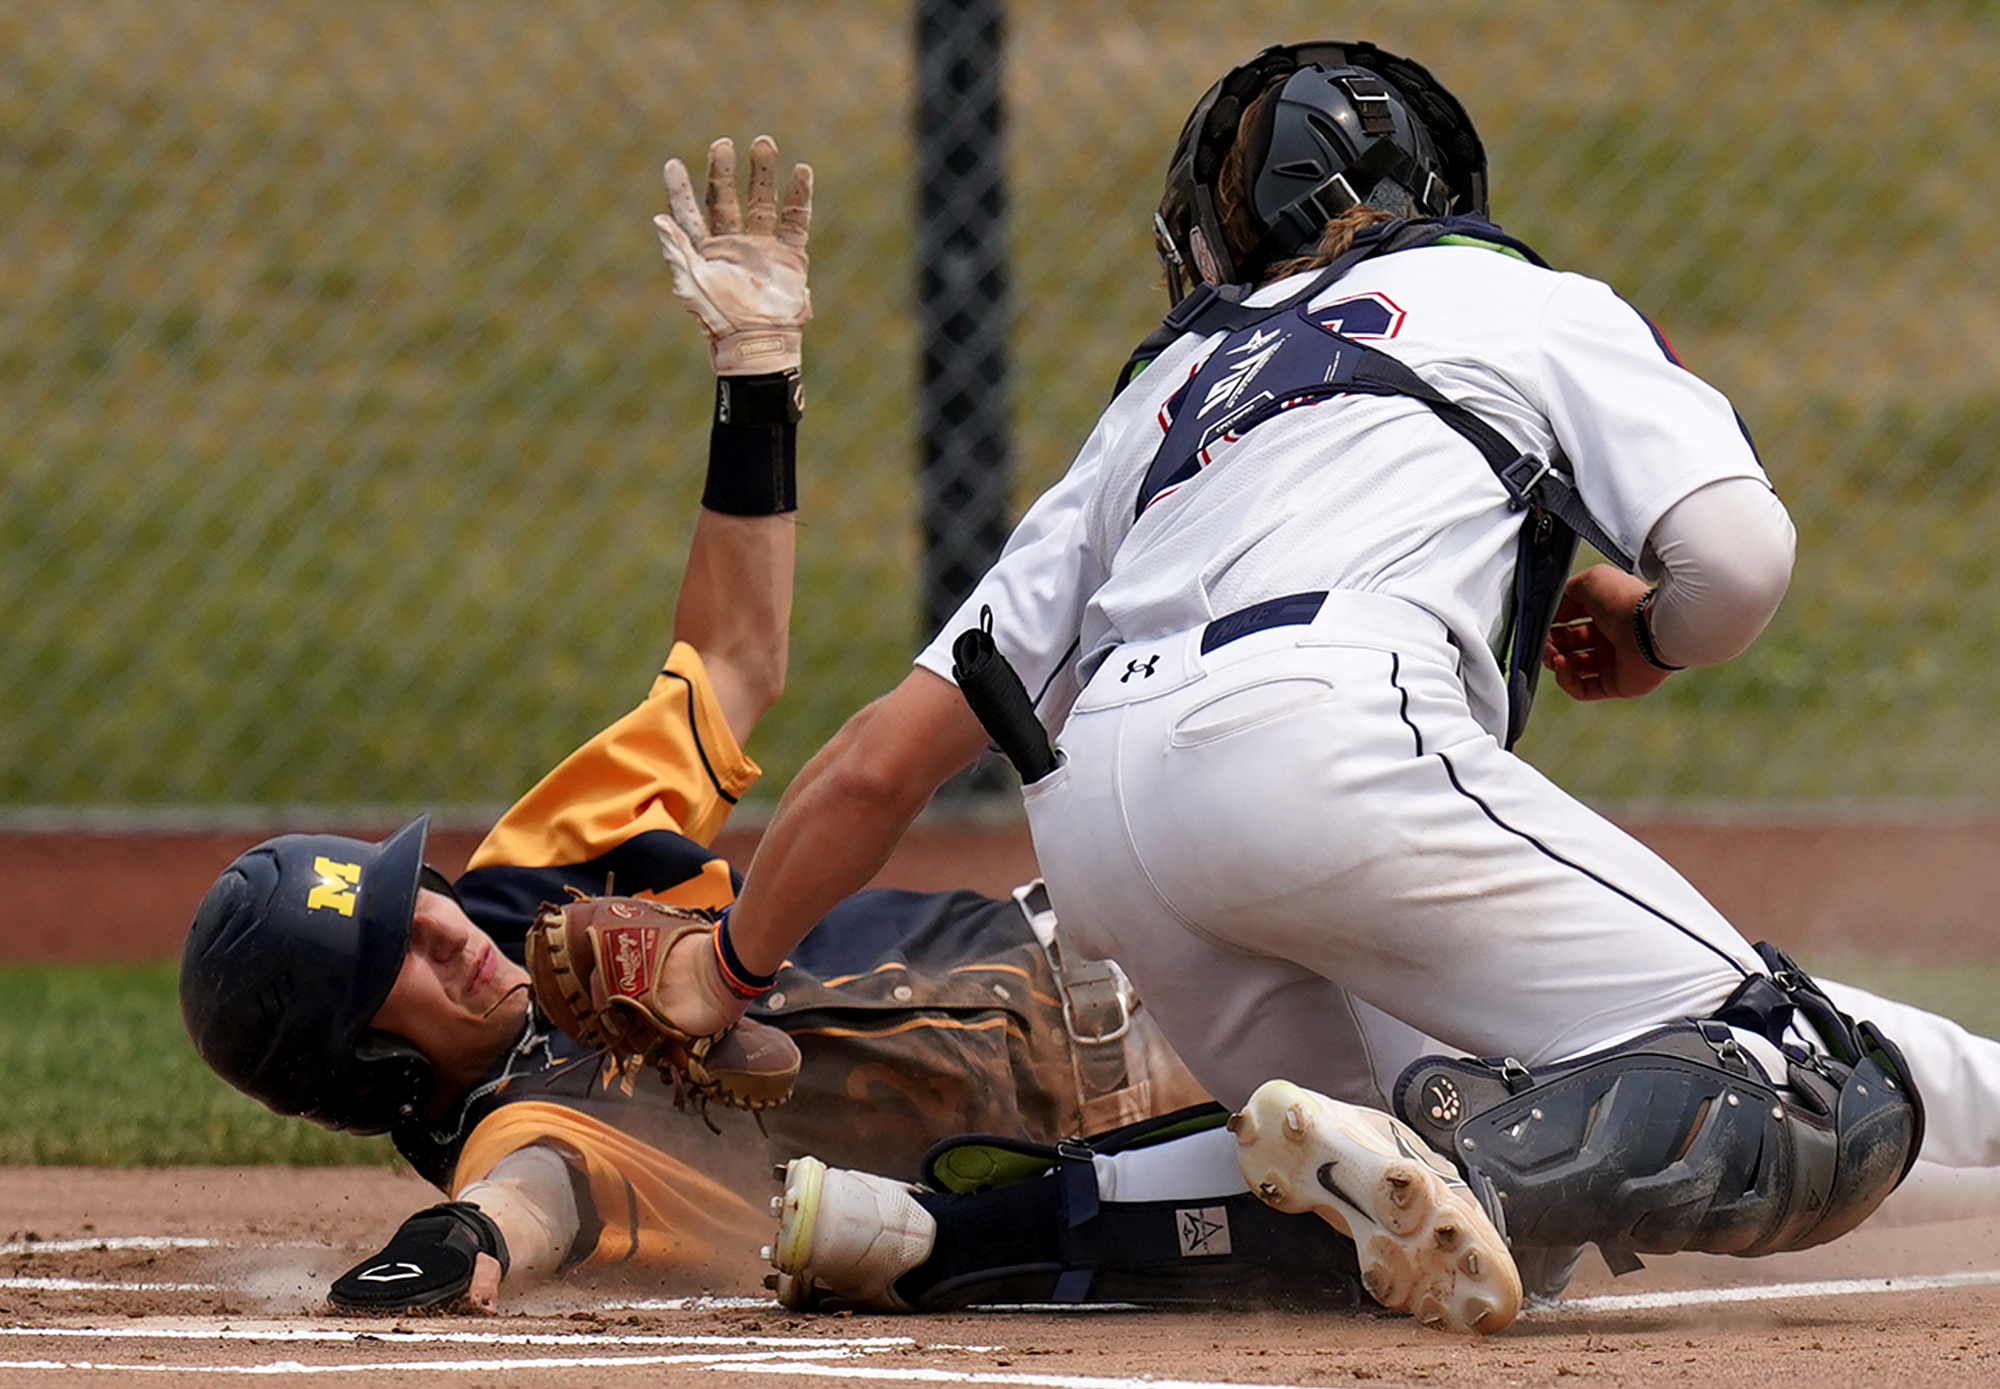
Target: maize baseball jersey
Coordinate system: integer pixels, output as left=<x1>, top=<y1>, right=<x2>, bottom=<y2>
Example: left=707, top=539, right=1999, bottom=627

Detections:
left=395, top=643, right=1201, bottom=1273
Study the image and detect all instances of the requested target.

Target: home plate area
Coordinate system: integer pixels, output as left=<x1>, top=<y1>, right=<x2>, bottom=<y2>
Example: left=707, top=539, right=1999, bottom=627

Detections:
left=3, top=1168, right=2000, bottom=1386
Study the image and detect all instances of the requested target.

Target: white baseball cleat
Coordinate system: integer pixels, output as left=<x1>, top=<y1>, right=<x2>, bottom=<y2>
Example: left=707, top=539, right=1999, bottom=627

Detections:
left=766, top=1156, right=937, bottom=1311
left=1230, top=1078, right=1522, bottom=1334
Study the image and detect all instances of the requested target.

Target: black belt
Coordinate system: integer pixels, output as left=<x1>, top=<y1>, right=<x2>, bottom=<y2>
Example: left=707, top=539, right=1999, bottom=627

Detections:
left=1200, top=591, right=1328, bottom=654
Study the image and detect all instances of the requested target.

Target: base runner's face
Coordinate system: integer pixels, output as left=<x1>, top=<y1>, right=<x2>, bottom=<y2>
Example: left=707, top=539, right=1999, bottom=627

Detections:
left=370, top=889, right=533, bottom=1098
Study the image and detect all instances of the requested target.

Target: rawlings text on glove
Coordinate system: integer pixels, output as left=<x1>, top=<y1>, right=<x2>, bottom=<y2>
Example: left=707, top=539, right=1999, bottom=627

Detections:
left=525, top=896, right=799, bottom=1110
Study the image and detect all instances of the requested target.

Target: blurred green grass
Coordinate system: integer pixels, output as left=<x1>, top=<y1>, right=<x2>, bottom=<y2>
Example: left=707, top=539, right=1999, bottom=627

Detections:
left=0, top=962, right=398, bottom=1166
left=2, top=950, right=1993, bottom=1166
left=4, top=0, right=2000, bottom=812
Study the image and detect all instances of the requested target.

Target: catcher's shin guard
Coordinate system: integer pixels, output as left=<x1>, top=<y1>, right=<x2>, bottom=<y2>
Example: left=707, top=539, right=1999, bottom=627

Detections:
left=1395, top=948, right=1921, bottom=1269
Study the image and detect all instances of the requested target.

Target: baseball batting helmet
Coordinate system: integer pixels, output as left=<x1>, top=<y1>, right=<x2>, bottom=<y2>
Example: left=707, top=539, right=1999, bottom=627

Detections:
left=179, top=815, right=446, bottom=1134
left=1155, top=40, right=1489, bottom=300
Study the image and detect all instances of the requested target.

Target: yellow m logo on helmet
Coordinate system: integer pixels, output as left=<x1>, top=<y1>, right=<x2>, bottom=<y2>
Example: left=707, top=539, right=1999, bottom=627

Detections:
left=306, top=857, right=362, bottom=916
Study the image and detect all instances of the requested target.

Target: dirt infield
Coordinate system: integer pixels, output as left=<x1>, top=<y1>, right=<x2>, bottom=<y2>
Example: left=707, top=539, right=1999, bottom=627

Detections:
left=7, top=815, right=2000, bottom=1383
left=2, top=1167, right=1999, bottom=1387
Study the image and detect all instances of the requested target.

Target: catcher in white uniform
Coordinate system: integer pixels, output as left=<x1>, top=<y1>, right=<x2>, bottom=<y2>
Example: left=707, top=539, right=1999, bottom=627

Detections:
left=636, top=41, right=2000, bottom=1332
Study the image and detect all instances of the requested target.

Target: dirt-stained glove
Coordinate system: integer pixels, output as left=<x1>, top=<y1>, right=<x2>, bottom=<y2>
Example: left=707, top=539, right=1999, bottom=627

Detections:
left=329, top=1202, right=508, bottom=1315
left=525, top=896, right=798, bottom=1110
left=655, top=135, right=812, bottom=375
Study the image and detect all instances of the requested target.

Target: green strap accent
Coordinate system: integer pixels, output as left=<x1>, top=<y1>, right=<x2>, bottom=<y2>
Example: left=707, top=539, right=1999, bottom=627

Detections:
left=1431, top=233, right=1531, bottom=262
left=928, top=1108, right=1233, bottom=1194
left=930, top=1144, right=1062, bottom=1195
left=1121, top=353, right=1160, bottom=387
left=1113, top=1107, right=1231, bottom=1151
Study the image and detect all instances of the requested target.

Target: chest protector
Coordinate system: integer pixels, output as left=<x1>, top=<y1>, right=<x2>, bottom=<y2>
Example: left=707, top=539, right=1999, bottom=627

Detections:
left=1116, top=216, right=1634, bottom=748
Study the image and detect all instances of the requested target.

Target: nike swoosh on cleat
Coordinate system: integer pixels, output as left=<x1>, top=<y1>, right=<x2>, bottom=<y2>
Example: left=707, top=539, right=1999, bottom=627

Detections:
left=1315, top=1161, right=1369, bottom=1215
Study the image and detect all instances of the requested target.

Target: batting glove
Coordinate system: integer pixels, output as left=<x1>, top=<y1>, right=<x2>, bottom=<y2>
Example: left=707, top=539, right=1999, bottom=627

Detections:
left=329, top=1202, right=509, bottom=1315
left=656, top=135, right=812, bottom=375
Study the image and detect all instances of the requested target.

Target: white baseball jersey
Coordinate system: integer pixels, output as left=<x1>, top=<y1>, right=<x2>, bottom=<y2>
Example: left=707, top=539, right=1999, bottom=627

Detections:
left=916, top=243, right=1770, bottom=742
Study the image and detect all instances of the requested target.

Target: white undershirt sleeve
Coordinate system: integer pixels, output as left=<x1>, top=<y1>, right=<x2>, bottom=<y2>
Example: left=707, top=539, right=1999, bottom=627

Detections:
left=457, top=1141, right=584, bottom=1287
left=1638, top=476, right=1796, bottom=669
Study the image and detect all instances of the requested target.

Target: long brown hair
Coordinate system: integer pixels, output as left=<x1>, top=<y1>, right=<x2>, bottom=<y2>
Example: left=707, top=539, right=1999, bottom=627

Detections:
left=1260, top=205, right=1397, bottom=283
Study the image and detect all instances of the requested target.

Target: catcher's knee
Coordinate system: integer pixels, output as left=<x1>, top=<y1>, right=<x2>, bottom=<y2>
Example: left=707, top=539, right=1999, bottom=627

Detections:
left=1395, top=949, right=1922, bottom=1268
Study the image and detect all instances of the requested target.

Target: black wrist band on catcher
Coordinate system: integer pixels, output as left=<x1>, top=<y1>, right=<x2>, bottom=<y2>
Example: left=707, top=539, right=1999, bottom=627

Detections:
left=1632, top=587, right=1686, bottom=672
left=704, top=371, right=801, bottom=517
left=713, top=907, right=778, bottom=999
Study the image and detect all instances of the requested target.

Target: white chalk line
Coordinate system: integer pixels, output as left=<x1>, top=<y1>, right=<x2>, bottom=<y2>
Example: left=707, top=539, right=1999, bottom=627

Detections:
left=0, top=1347, right=874, bottom=1376
left=2, top=1270, right=1997, bottom=1385
left=0, top=1236, right=221, bottom=1255
left=0, top=1353, right=1336, bottom=1388
left=602, top=1295, right=772, bottom=1311
left=1, top=1234, right=228, bottom=1292
left=706, top=1368, right=1365, bottom=1389
left=0, top=1276, right=219, bottom=1293
left=0, top=1324, right=915, bottom=1349
left=1557, top=1265, right=2000, bottom=1313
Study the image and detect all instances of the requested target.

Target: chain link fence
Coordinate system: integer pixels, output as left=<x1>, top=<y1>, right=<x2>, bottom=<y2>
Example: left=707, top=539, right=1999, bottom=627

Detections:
left=6, top=0, right=2000, bottom=822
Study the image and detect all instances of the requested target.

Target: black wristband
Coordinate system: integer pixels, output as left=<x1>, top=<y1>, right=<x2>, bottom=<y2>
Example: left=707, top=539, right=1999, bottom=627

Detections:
left=1632, top=587, right=1686, bottom=672
left=715, top=371, right=803, bottom=427
left=704, top=371, right=801, bottom=516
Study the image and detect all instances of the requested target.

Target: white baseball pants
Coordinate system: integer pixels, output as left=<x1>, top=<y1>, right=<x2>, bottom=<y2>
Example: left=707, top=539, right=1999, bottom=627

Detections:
left=1028, top=588, right=2000, bottom=1206
left=1026, top=589, right=1764, bottom=1109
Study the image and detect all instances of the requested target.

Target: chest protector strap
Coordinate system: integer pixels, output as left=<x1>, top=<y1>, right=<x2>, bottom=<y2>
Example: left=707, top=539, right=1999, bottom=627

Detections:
left=1116, top=217, right=1634, bottom=748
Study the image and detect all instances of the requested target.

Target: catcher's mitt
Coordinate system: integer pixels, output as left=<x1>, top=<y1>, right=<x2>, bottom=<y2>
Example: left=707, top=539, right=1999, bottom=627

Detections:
left=525, top=896, right=799, bottom=1111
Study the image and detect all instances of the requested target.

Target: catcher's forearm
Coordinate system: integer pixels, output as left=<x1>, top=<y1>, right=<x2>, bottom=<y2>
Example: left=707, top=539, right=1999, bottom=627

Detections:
left=728, top=669, right=991, bottom=978
left=729, top=749, right=928, bottom=977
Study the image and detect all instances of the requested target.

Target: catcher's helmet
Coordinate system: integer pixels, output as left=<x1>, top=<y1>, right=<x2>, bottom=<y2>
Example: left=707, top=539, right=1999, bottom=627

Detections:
left=1155, top=40, right=1489, bottom=300
left=179, top=815, right=444, bottom=1134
